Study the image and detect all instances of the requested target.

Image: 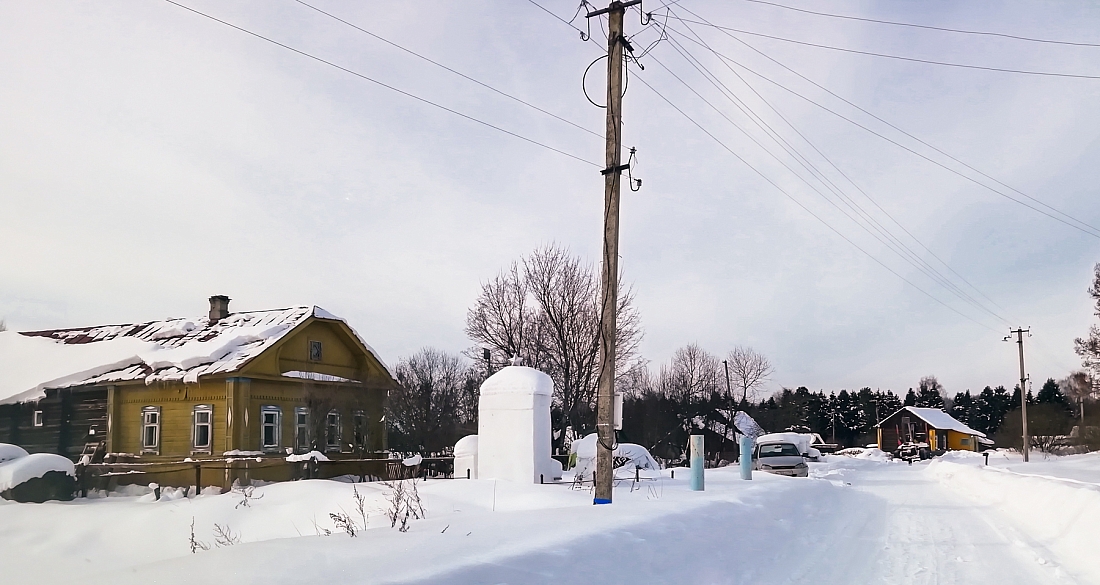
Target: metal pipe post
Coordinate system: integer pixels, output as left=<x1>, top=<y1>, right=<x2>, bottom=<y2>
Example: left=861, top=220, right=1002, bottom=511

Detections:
left=739, top=435, right=753, bottom=480
left=690, top=435, right=704, bottom=491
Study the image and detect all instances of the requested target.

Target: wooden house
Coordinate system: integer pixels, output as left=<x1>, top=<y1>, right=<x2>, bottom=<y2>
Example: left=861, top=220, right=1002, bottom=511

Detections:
left=0, top=297, right=397, bottom=463
left=876, top=406, right=989, bottom=453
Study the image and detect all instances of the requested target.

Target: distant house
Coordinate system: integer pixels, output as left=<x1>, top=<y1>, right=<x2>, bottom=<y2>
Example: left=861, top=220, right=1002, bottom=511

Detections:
left=0, top=296, right=397, bottom=463
left=876, top=406, right=990, bottom=452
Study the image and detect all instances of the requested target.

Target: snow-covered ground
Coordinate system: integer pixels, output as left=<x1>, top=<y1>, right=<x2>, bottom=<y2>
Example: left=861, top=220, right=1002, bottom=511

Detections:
left=2, top=451, right=1098, bottom=584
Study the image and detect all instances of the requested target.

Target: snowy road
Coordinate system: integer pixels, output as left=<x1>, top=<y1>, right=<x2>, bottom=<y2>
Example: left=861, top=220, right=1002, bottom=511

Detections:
left=369, top=461, right=1085, bottom=584
left=4, top=453, right=1098, bottom=584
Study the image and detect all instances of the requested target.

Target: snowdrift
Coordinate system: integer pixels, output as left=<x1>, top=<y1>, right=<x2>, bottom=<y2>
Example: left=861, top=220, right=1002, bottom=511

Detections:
left=0, top=445, right=76, bottom=502
left=929, top=457, right=1100, bottom=578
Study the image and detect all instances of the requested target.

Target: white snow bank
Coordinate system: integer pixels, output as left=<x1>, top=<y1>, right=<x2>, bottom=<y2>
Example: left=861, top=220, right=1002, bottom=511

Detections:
left=0, top=444, right=29, bottom=464
left=0, top=452, right=75, bottom=492
left=929, top=458, right=1100, bottom=578
left=937, top=450, right=984, bottom=462
left=570, top=434, right=661, bottom=479
left=285, top=451, right=329, bottom=462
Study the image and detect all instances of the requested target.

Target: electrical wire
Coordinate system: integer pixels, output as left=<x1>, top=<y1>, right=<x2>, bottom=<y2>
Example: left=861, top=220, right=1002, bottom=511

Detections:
left=657, top=19, right=1016, bottom=325
left=737, top=0, right=1100, bottom=48
left=667, top=7, right=1100, bottom=240
left=295, top=0, right=603, bottom=140
left=670, top=16, right=1100, bottom=80
left=530, top=0, right=1006, bottom=332
left=162, top=0, right=600, bottom=168
left=631, top=72, right=1005, bottom=334
left=650, top=38, right=1012, bottom=326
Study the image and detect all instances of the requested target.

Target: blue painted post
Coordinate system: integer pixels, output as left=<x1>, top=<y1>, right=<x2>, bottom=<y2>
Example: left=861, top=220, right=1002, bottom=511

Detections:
left=739, top=436, right=753, bottom=480
left=690, top=434, right=704, bottom=491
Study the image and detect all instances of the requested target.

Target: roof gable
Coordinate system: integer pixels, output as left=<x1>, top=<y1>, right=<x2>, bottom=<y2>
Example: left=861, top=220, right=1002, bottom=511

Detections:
left=0, top=306, right=392, bottom=404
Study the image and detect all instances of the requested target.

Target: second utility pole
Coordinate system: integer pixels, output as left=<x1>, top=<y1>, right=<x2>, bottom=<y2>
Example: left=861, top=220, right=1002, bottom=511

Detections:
left=1007, top=327, right=1031, bottom=462
left=589, top=0, right=638, bottom=505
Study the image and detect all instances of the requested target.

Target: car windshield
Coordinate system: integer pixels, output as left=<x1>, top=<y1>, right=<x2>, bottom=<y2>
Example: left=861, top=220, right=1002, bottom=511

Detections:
left=758, top=443, right=801, bottom=457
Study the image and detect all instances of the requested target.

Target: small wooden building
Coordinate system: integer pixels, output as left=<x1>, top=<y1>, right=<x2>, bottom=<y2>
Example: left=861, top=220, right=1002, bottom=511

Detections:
left=0, top=297, right=397, bottom=464
left=876, top=406, right=988, bottom=453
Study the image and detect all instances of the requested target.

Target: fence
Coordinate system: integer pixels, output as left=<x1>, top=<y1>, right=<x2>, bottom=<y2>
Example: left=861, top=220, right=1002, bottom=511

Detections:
left=77, top=456, right=455, bottom=494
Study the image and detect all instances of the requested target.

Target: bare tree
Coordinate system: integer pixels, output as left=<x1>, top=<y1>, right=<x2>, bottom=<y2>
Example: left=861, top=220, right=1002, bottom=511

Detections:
left=1060, top=371, right=1093, bottom=426
left=657, top=344, right=722, bottom=402
left=464, top=244, right=643, bottom=433
left=0, top=319, right=6, bottom=332
left=725, top=346, right=774, bottom=402
left=388, top=348, right=479, bottom=454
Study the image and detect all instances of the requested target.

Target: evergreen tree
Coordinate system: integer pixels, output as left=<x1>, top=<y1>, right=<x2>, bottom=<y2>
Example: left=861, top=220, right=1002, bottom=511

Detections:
left=949, top=390, right=975, bottom=425
left=916, top=376, right=946, bottom=408
left=903, top=388, right=917, bottom=406
left=1036, top=377, right=1071, bottom=411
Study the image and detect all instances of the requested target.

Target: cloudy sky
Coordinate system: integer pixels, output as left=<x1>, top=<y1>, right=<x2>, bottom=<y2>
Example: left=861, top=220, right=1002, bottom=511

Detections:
left=2, top=0, right=1099, bottom=397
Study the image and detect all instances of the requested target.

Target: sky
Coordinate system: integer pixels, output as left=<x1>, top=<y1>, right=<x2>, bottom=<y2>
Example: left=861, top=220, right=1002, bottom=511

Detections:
left=1, top=0, right=1099, bottom=398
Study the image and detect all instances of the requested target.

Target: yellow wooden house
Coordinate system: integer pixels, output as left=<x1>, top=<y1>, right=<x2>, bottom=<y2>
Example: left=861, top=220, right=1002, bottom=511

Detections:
left=1, top=297, right=397, bottom=463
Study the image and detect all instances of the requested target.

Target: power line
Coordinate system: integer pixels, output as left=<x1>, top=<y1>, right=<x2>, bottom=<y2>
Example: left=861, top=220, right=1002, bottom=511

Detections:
left=530, top=0, right=1007, bottom=332
left=653, top=30, right=1012, bottom=326
left=632, top=72, right=1004, bottom=334
left=294, top=0, right=603, bottom=140
left=162, top=0, right=600, bottom=168
left=667, top=8, right=1100, bottom=239
left=657, top=21, right=1014, bottom=325
left=737, top=0, right=1100, bottom=48
left=670, top=15, right=1100, bottom=80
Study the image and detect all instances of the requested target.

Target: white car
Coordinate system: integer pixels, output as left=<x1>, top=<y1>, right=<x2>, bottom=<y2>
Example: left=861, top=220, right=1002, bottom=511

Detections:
left=752, top=441, right=809, bottom=477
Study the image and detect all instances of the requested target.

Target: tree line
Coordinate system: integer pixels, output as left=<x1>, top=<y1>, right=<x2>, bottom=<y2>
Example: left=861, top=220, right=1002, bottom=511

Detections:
left=385, top=247, right=1100, bottom=457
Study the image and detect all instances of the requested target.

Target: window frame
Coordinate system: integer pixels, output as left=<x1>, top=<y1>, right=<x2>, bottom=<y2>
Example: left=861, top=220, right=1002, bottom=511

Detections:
left=353, top=410, right=366, bottom=451
left=325, top=410, right=341, bottom=452
left=192, top=404, right=213, bottom=454
left=294, top=407, right=309, bottom=453
left=260, top=405, right=282, bottom=452
left=308, top=340, right=323, bottom=362
left=32, top=410, right=44, bottom=427
left=141, top=406, right=161, bottom=454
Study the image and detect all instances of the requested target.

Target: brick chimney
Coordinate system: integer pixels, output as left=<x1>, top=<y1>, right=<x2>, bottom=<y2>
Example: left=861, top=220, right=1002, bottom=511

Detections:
left=208, top=295, right=231, bottom=323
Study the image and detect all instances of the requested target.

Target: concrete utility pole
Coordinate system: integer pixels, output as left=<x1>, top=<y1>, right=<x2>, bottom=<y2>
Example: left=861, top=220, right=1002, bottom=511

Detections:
left=1006, top=328, right=1031, bottom=462
left=589, top=0, right=639, bottom=505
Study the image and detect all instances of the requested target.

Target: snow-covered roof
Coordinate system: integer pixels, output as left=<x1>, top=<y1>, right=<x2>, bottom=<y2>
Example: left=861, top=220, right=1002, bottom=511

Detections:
left=880, top=406, right=987, bottom=438
left=0, top=306, right=392, bottom=405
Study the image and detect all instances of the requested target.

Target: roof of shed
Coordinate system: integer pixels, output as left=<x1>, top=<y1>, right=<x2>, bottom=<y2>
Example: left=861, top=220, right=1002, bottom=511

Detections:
left=877, top=406, right=987, bottom=438
left=0, top=306, right=392, bottom=405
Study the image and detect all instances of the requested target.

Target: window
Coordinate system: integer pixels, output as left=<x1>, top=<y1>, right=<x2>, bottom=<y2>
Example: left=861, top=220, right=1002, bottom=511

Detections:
left=325, top=410, right=341, bottom=451
left=353, top=410, right=366, bottom=450
left=309, top=340, right=323, bottom=362
left=141, top=407, right=161, bottom=452
left=295, top=407, right=309, bottom=453
left=261, top=406, right=281, bottom=451
left=192, top=405, right=213, bottom=452
left=32, top=410, right=43, bottom=427
left=960, top=438, right=970, bottom=446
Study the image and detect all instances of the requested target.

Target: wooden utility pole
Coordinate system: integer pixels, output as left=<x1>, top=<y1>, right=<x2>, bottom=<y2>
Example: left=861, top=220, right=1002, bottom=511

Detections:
left=589, top=0, right=638, bottom=505
left=1006, top=328, right=1031, bottom=462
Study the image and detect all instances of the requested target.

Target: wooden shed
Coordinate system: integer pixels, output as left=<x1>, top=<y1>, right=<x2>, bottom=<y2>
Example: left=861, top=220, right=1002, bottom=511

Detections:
left=876, top=406, right=988, bottom=453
